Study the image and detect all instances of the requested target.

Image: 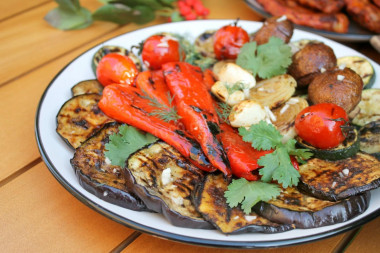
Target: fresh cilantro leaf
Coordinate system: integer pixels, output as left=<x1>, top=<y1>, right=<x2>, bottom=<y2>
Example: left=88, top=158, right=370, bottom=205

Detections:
left=239, top=120, right=311, bottom=188
left=224, top=178, right=281, bottom=214
left=236, top=37, right=292, bottom=79
left=105, top=125, right=158, bottom=167
left=238, top=121, right=282, bottom=150
left=259, top=148, right=300, bottom=188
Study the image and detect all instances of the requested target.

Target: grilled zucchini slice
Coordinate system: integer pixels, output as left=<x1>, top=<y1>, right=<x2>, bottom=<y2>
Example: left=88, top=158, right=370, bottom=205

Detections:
left=254, top=187, right=370, bottom=229
left=337, top=56, right=375, bottom=88
left=249, top=74, right=296, bottom=109
left=352, top=89, right=380, bottom=127
left=359, top=121, right=380, bottom=159
left=296, top=128, right=360, bottom=161
left=125, top=141, right=213, bottom=229
left=70, top=122, right=148, bottom=211
left=193, top=174, right=294, bottom=234
left=297, top=152, right=380, bottom=201
left=92, top=45, right=142, bottom=75
left=71, top=79, right=103, bottom=96
left=56, top=94, right=114, bottom=149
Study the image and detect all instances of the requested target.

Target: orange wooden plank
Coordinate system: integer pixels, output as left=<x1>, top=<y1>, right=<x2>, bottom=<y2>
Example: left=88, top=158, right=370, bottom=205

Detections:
left=203, top=0, right=263, bottom=21
left=0, top=162, right=134, bottom=252
left=345, top=217, right=380, bottom=253
left=0, top=0, right=117, bottom=86
left=123, top=231, right=350, bottom=253
left=0, top=0, right=49, bottom=21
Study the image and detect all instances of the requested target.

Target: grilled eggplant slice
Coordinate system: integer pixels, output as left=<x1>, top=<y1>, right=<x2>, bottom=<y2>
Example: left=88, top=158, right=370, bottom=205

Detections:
left=70, top=122, right=148, bottom=211
left=359, top=121, right=380, bottom=159
left=298, top=152, right=380, bottom=201
left=71, top=79, right=103, bottom=96
left=125, top=142, right=213, bottom=229
left=193, top=173, right=294, bottom=234
left=56, top=94, right=114, bottom=149
left=254, top=187, right=370, bottom=229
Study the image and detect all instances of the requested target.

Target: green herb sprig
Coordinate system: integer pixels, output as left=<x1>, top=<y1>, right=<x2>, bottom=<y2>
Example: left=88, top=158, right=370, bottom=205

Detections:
left=224, top=120, right=312, bottom=214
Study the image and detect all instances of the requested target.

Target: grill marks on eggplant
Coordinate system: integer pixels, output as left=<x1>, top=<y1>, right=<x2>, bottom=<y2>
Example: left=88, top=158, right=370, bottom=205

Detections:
left=56, top=94, right=114, bottom=149
left=298, top=152, right=380, bottom=201
left=193, top=174, right=295, bottom=234
left=70, top=122, right=148, bottom=211
left=126, top=142, right=213, bottom=229
left=254, top=187, right=370, bottom=229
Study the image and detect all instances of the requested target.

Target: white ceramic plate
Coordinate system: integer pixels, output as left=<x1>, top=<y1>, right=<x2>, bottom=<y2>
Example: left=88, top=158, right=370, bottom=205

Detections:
left=35, top=20, right=380, bottom=248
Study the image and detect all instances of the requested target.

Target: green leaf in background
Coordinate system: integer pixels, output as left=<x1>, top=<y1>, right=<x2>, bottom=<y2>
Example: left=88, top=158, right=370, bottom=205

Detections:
left=117, top=0, right=167, bottom=10
left=44, top=0, right=93, bottom=30
left=92, top=4, right=155, bottom=25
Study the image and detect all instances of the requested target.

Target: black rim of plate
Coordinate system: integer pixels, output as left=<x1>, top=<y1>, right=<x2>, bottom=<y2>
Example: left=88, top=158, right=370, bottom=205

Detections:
left=35, top=20, right=380, bottom=249
left=244, top=0, right=375, bottom=42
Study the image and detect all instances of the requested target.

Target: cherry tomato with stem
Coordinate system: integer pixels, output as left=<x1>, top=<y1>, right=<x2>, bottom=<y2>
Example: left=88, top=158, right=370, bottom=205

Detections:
left=96, top=53, right=138, bottom=88
left=141, top=34, right=184, bottom=70
left=295, top=103, right=349, bottom=149
left=213, top=23, right=249, bottom=60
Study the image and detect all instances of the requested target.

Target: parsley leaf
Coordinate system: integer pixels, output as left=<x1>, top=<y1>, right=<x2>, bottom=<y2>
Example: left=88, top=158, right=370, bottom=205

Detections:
left=105, top=125, right=158, bottom=167
left=239, top=120, right=312, bottom=188
left=258, top=148, right=300, bottom=188
left=224, top=178, right=281, bottom=214
left=236, top=37, right=292, bottom=79
left=238, top=120, right=282, bottom=150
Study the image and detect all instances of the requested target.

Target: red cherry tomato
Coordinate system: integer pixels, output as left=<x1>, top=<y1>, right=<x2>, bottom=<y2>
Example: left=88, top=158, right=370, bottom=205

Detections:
left=295, top=103, right=349, bottom=149
left=141, top=35, right=183, bottom=70
left=96, top=53, right=138, bottom=87
left=213, top=24, right=249, bottom=60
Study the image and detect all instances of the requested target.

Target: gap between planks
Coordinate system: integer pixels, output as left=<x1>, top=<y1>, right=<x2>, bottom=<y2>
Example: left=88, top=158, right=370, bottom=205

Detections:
left=110, top=231, right=142, bottom=253
left=332, top=227, right=361, bottom=253
left=0, top=157, right=42, bottom=187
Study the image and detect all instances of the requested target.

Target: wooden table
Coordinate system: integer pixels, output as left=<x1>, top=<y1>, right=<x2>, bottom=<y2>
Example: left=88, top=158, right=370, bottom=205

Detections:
left=1, top=0, right=379, bottom=252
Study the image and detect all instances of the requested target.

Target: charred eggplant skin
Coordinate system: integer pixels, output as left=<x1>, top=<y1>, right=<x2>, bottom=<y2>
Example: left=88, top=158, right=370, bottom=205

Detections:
left=125, top=142, right=214, bottom=229
left=70, top=122, right=148, bottom=211
left=76, top=169, right=149, bottom=211
left=254, top=191, right=370, bottom=229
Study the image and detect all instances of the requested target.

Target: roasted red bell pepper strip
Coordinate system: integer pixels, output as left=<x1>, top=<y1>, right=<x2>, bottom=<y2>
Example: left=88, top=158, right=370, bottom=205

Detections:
left=98, top=84, right=215, bottom=172
left=135, top=70, right=170, bottom=107
left=217, top=123, right=273, bottom=181
left=163, top=62, right=231, bottom=176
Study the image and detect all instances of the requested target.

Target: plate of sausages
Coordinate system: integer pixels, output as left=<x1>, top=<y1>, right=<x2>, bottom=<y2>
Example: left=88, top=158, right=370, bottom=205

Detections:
left=245, top=0, right=379, bottom=42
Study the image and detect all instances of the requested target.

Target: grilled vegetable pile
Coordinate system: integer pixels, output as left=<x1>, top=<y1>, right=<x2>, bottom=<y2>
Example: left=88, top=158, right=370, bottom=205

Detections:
left=56, top=18, right=380, bottom=234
